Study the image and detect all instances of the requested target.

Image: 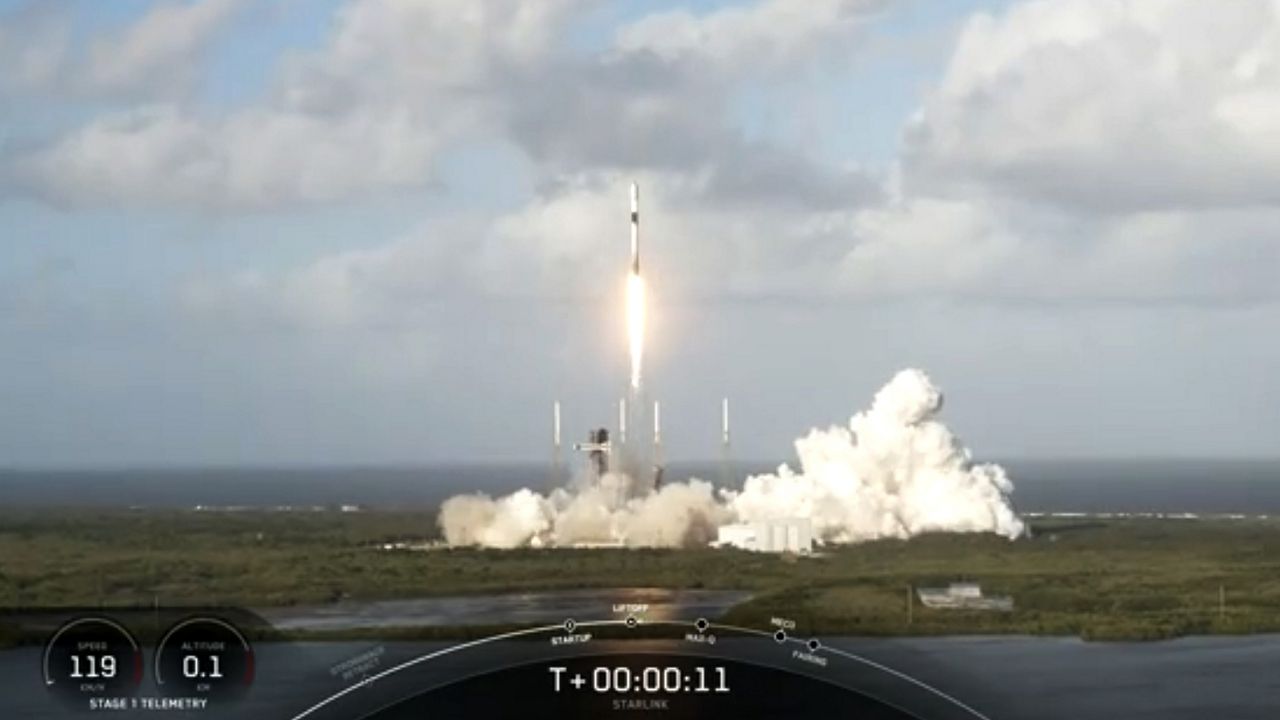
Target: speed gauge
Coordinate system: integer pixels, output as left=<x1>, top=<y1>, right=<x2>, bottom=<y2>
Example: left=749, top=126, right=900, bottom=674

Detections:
left=43, top=617, right=143, bottom=710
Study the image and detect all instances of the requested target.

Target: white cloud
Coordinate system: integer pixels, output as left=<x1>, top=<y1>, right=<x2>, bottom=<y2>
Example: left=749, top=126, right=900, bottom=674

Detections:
left=843, top=197, right=1024, bottom=295
left=183, top=214, right=485, bottom=330
left=271, top=0, right=589, bottom=119
left=182, top=168, right=871, bottom=332
left=904, top=0, right=1280, bottom=211
left=0, top=2, right=70, bottom=94
left=821, top=0, right=1280, bottom=304
left=84, top=0, right=247, bottom=96
left=8, top=0, right=585, bottom=209
left=470, top=172, right=874, bottom=299
left=0, top=0, right=247, bottom=99
left=6, top=0, right=883, bottom=212
left=13, top=104, right=442, bottom=209
left=616, top=0, right=886, bottom=71
left=23, top=0, right=1280, bottom=310
left=840, top=190, right=1280, bottom=303
left=181, top=178, right=635, bottom=329
left=14, top=0, right=1280, bottom=464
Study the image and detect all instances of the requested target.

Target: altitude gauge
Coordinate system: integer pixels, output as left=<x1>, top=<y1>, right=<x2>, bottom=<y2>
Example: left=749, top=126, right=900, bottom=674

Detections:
left=43, top=617, right=143, bottom=709
left=155, top=617, right=254, bottom=704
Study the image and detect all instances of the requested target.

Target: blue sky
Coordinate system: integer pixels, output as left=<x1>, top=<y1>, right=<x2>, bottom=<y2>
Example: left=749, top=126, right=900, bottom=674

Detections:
left=4, top=0, right=1280, bottom=466
left=4, top=0, right=980, bottom=293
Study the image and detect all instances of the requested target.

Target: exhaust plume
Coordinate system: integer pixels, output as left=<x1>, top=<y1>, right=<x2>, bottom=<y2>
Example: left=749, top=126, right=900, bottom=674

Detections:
left=627, top=273, right=645, bottom=391
left=438, top=369, right=1024, bottom=548
left=725, top=368, right=1025, bottom=542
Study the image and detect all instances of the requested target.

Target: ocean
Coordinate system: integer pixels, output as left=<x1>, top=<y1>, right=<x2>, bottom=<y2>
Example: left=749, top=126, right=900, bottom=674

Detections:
left=1, top=459, right=1280, bottom=513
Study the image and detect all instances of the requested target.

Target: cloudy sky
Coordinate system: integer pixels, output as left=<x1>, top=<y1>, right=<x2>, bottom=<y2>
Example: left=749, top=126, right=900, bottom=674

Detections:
left=3, top=0, right=1279, bottom=467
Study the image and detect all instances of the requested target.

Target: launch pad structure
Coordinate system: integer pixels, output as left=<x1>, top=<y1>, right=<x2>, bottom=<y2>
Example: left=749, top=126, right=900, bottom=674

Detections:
left=547, top=182, right=732, bottom=497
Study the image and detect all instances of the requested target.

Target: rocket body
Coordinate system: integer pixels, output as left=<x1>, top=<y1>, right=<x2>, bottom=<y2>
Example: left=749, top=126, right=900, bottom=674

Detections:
left=630, top=182, right=640, bottom=275
left=626, top=181, right=646, bottom=393
left=620, top=181, right=655, bottom=494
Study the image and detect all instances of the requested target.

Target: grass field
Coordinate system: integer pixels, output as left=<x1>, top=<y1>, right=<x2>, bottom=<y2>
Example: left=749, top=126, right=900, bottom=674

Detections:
left=3, top=509, right=1280, bottom=641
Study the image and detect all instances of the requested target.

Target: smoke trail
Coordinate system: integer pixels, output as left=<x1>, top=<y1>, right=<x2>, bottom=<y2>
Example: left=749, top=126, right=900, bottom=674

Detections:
left=438, top=369, right=1024, bottom=548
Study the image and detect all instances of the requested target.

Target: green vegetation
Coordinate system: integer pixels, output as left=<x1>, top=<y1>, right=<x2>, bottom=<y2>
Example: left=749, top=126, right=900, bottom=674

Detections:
left=3, top=509, right=1280, bottom=641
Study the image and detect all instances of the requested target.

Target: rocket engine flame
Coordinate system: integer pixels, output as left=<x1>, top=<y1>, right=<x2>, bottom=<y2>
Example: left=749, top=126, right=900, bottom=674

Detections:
left=627, top=272, right=645, bottom=390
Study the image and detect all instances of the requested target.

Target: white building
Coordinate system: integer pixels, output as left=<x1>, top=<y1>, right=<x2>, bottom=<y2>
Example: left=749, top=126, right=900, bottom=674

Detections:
left=714, top=519, right=813, bottom=554
left=916, top=583, right=1013, bottom=611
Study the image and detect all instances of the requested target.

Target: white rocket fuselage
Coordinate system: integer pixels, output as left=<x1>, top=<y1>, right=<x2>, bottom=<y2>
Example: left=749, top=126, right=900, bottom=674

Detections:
left=620, top=181, right=656, bottom=493
left=630, top=182, right=640, bottom=275
left=722, top=398, right=731, bottom=447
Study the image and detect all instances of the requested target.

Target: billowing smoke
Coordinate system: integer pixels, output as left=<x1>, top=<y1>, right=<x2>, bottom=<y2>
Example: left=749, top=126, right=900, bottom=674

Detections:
left=440, top=475, right=729, bottom=548
left=438, top=369, right=1024, bottom=548
left=725, top=369, right=1024, bottom=542
left=439, top=489, right=551, bottom=549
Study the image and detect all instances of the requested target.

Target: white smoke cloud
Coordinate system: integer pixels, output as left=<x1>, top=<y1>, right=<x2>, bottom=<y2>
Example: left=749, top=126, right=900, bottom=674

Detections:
left=438, top=369, right=1024, bottom=548
left=439, top=488, right=552, bottom=549
left=439, top=473, right=731, bottom=549
left=725, top=368, right=1025, bottom=542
